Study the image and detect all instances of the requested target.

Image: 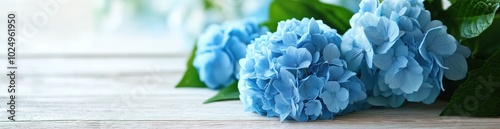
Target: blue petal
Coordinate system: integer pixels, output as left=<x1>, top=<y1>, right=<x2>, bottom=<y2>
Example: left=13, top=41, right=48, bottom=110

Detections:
left=274, top=94, right=291, bottom=121
left=318, top=104, right=334, bottom=120
left=272, top=68, right=296, bottom=99
left=283, top=32, right=298, bottom=46
left=298, top=75, right=324, bottom=100
left=444, top=52, right=468, bottom=80
left=239, top=59, right=255, bottom=79
left=324, top=81, right=340, bottom=92
left=304, top=100, right=322, bottom=116
left=356, top=12, right=378, bottom=27
left=255, top=55, right=272, bottom=79
left=363, top=17, right=399, bottom=54
left=420, top=27, right=457, bottom=57
left=363, top=26, right=385, bottom=45
left=297, top=33, right=311, bottom=45
left=319, top=91, right=335, bottom=112
left=337, top=87, right=350, bottom=102
left=227, top=25, right=250, bottom=43
left=422, top=20, right=443, bottom=32
left=278, top=47, right=313, bottom=69
left=367, top=97, right=389, bottom=107
left=390, top=59, right=424, bottom=94
left=198, top=25, right=225, bottom=49
left=193, top=49, right=234, bottom=89
left=301, top=43, right=317, bottom=56
left=394, top=44, right=409, bottom=57
left=417, top=10, right=431, bottom=29
left=313, top=62, right=330, bottom=79
left=308, top=18, right=320, bottom=34
left=385, top=56, right=408, bottom=85
left=323, top=30, right=342, bottom=45
left=264, top=81, right=278, bottom=100
left=359, top=0, right=378, bottom=13
left=433, top=53, right=448, bottom=69
left=406, top=82, right=432, bottom=102
left=296, top=48, right=314, bottom=68
left=340, top=29, right=355, bottom=51
left=388, top=95, right=406, bottom=108
left=323, top=43, right=341, bottom=63
left=373, top=49, right=394, bottom=70
left=422, top=81, right=441, bottom=104
left=311, top=34, right=328, bottom=51
left=457, top=43, right=471, bottom=58
left=344, top=48, right=364, bottom=71
left=224, top=36, right=248, bottom=61
left=344, top=77, right=367, bottom=102
left=329, top=65, right=345, bottom=81
left=338, top=71, right=357, bottom=83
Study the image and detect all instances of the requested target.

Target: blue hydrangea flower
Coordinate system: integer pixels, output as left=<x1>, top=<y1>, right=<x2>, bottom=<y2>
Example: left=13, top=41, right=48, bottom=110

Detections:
left=194, top=19, right=267, bottom=89
left=239, top=18, right=367, bottom=122
left=341, top=0, right=470, bottom=108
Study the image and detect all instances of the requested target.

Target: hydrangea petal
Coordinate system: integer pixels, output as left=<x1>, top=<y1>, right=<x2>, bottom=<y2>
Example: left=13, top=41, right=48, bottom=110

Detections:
left=299, top=75, right=324, bottom=100
left=304, top=100, right=322, bottom=116
left=283, top=32, right=298, bottom=46
left=420, top=27, right=457, bottom=57
left=443, top=52, right=468, bottom=80
left=308, top=18, right=321, bottom=34
left=194, top=49, right=234, bottom=89
left=323, top=44, right=341, bottom=63
left=278, top=47, right=313, bottom=69
left=344, top=48, right=364, bottom=71
left=373, top=49, right=395, bottom=70
left=273, top=68, right=296, bottom=99
left=406, top=82, right=432, bottom=102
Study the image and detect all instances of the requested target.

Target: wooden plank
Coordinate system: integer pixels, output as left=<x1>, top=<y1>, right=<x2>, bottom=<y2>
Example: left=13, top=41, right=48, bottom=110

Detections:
left=9, top=57, right=188, bottom=76
left=1, top=94, right=499, bottom=128
left=3, top=120, right=500, bottom=129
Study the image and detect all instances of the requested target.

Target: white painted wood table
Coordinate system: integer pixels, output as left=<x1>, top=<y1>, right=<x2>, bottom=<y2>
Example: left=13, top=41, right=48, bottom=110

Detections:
left=1, top=56, right=499, bottom=129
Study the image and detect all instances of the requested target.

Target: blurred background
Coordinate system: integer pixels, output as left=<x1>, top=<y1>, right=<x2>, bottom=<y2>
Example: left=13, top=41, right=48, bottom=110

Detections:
left=0, top=0, right=275, bottom=56
left=0, top=0, right=276, bottom=79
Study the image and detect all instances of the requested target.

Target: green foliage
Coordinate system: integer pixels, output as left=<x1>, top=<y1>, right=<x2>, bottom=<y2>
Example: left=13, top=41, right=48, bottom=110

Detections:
left=445, top=0, right=499, bottom=39
left=441, top=51, right=500, bottom=116
left=427, top=0, right=500, bottom=116
left=176, top=46, right=207, bottom=88
left=461, top=16, right=500, bottom=59
left=265, top=0, right=353, bottom=34
left=204, top=81, right=240, bottom=104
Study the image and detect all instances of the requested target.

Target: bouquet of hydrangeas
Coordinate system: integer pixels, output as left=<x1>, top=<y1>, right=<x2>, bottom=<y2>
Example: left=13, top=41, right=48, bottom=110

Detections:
left=177, top=0, right=500, bottom=122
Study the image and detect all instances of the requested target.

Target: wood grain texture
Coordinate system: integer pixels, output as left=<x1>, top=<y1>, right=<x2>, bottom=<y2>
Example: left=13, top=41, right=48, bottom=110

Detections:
left=0, top=58, right=499, bottom=128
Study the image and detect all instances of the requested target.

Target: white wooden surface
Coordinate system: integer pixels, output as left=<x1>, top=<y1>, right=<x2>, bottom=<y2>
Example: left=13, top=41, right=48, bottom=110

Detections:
left=0, top=57, right=499, bottom=129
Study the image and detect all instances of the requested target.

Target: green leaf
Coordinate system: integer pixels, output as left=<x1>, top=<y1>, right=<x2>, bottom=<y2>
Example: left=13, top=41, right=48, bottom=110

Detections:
left=265, top=0, right=353, bottom=34
left=204, top=81, right=240, bottom=104
left=441, top=50, right=500, bottom=116
left=176, top=45, right=207, bottom=88
left=461, top=15, right=500, bottom=59
left=445, top=0, right=499, bottom=39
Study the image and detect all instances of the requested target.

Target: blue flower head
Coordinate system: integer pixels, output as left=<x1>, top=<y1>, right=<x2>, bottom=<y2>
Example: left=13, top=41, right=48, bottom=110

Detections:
left=239, top=18, right=367, bottom=122
left=194, top=19, right=267, bottom=89
left=342, top=0, right=470, bottom=107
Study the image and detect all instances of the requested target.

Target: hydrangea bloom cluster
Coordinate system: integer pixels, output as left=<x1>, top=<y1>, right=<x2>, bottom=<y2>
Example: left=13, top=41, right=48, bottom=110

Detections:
left=341, top=0, right=470, bottom=107
left=194, top=19, right=267, bottom=89
left=239, top=18, right=367, bottom=122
